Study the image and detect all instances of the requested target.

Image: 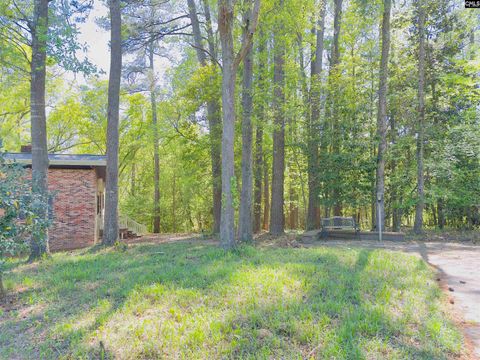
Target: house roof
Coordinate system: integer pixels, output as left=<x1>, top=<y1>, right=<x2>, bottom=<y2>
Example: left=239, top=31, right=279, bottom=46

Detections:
left=4, top=153, right=107, bottom=168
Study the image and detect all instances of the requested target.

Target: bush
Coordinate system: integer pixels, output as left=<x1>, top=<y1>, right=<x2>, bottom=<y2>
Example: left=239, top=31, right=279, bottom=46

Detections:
left=0, top=145, right=50, bottom=300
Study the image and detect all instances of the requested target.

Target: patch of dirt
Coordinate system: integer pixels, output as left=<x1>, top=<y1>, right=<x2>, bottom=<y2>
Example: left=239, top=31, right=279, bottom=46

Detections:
left=253, top=231, right=303, bottom=248
left=123, top=233, right=203, bottom=245
left=405, top=230, right=480, bottom=245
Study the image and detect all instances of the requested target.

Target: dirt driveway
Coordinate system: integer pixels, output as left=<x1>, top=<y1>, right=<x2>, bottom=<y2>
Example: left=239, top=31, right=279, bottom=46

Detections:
left=310, top=240, right=480, bottom=359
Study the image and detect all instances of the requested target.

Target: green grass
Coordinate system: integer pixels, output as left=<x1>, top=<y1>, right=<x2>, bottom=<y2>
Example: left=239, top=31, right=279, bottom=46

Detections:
left=0, top=240, right=463, bottom=359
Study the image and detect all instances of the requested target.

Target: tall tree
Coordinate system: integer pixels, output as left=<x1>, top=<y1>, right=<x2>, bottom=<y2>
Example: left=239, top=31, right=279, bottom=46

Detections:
left=306, top=0, right=326, bottom=230
left=148, top=42, right=161, bottom=233
left=0, top=0, right=95, bottom=257
left=253, top=32, right=266, bottom=233
left=122, top=0, right=189, bottom=233
left=330, top=0, right=343, bottom=217
left=103, top=0, right=122, bottom=245
left=238, top=8, right=255, bottom=242
left=270, top=0, right=285, bottom=235
left=218, top=0, right=236, bottom=249
left=375, top=0, right=392, bottom=232
left=187, top=0, right=222, bottom=234
left=28, top=0, right=50, bottom=260
left=414, top=0, right=425, bottom=234
left=263, top=153, right=270, bottom=230
left=218, top=0, right=260, bottom=249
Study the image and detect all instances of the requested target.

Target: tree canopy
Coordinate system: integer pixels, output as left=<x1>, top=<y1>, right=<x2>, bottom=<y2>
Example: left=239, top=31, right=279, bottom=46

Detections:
left=0, top=0, right=478, bottom=243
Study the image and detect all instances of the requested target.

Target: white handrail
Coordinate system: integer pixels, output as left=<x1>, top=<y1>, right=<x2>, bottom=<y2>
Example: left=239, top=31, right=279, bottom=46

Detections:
left=119, top=214, right=148, bottom=235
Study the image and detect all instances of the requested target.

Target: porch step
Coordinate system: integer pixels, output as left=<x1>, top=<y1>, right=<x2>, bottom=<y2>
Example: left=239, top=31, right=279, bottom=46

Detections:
left=120, top=228, right=140, bottom=239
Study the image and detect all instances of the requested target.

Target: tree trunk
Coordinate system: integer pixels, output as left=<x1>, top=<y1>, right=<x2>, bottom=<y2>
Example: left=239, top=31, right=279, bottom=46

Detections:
left=437, top=198, right=444, bottom=229
left=188, top=0, right=222, bottom=234
left=414, top=0, right=426, bottom=234
left=0, top=272, right=5, bottom=302
left=253, top=35, right=265, bottom=234
left=329, top=0, right=343, bottom=217
left=263, top=153, right=270, bottom=230
left=201, top=0, right=222, bottom=235
left=209, top=106, right=222, bottom=235
left=29, top=0, right=50, bottom=261
left=238, top=12, right=254, bottom=242
left=390, top=116, right=401, bottom=232
left=131, top=163, right=136, bottom=196
left=253, top=118, right=263, bottom=234
left=149, top=43, right=161, bottom=233
left=218, top=0, right=260, bottom=247
left=375, top=0, right=391, bottom=233
left=430, top=203, right=437, bottom=227
left=270, top=3, right=286, bottom=236
left=306, top=0, right=326, bottom=230
left=218, top=0, right=236, bottom=249
left=202, top=0, right=218, bottom=61
left=172, top=174, right=177, bottom=232
left=103, top=0, right=122, bottom=246
left=289, top=182, right=299, bottom=229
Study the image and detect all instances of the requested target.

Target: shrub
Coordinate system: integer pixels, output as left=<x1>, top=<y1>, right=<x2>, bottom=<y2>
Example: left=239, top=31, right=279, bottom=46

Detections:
left=0, top=145, right=50, bottom=300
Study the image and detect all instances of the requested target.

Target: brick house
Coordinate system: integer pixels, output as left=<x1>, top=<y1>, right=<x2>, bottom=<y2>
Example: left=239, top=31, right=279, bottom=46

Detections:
left=5, top=148, right=106, bottom=251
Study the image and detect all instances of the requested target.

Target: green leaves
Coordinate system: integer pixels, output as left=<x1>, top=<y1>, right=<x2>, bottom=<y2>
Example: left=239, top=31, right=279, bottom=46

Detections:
left=0, top=146, right=49, bottom=260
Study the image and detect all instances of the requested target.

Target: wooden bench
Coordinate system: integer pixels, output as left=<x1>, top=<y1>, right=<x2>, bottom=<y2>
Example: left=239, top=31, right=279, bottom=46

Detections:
left=320, top=216, right=360, bottom=239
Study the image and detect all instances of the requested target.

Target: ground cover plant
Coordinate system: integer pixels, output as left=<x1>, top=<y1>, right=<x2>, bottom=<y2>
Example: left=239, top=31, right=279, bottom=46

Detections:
left=0, top=240, right=463, bottom=359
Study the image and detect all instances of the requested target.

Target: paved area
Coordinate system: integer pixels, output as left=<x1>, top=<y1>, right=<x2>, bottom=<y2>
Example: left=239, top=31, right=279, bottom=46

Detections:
left=312, top=240, right=480, bottom=359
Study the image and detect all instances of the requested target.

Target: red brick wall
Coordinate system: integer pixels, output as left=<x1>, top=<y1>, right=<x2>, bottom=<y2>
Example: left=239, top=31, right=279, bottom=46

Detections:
left=47, top=169, right=97, bottom=251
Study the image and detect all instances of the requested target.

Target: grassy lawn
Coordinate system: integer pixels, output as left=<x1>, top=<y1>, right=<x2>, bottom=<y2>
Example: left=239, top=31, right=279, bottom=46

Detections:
left=0, top=240, right=463, bottom=359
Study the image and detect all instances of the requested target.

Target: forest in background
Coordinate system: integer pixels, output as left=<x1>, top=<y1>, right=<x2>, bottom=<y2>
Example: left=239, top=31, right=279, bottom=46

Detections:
left=1, top=0, right=479, bottom=238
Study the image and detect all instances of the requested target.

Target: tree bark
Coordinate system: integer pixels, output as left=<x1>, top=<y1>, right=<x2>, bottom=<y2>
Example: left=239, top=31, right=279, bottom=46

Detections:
left=253, top=33, right=265, bottom=234
left=209, top=108, right=222, bottom=234
left=188, top=0, right=222, bottom=234
left=29, top=0, right=50, bottom=260
left=218, top=0, right=260, bottom=248
left=263, top=153, right=270, bottom=230
left=204, top=2, right=222, bottom=235
left=306, top=0, right=326, bottom=230
left=270, top=2, right=286, bottom=235
left=131, top=163, right=136, bottom=196
left=414, top=0, right=425, bottom=234
left=289, top=182, right=299, bottom=229
left=437, top=198, right=444, bottom=229
left=238, top=10, right=254, bottom=242
left=103, top=0, right=122, bottom=245
left=390, top=116, right=402, bottom=232
left=202, top=0, right=218, bottom=61
left=0, top=272, right=5, bottom=302
left=172, top=174, right=177, bottom=232
left=329, top=0, right=343, bottom=217
left=218, top=0, right=236, bottom=249
left=149, top=43, right=161, bottom=233
left=253, top=122, right=263, bottom=233
left=375, top=0, right=391, bottom=233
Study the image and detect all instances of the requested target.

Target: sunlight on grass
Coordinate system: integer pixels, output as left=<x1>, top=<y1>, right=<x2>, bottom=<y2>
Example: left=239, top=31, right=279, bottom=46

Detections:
left=0, top=242, right=463, bottom=359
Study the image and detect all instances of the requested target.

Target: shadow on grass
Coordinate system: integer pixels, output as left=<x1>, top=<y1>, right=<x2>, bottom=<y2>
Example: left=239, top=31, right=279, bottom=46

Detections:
left=0, top=242, right=461, bottom=359
left=228, top=250, right=447, bottom=359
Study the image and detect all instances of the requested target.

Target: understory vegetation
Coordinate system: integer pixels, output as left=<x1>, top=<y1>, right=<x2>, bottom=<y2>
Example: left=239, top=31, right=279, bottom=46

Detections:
left=0, top=241, right=463, bottom=359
